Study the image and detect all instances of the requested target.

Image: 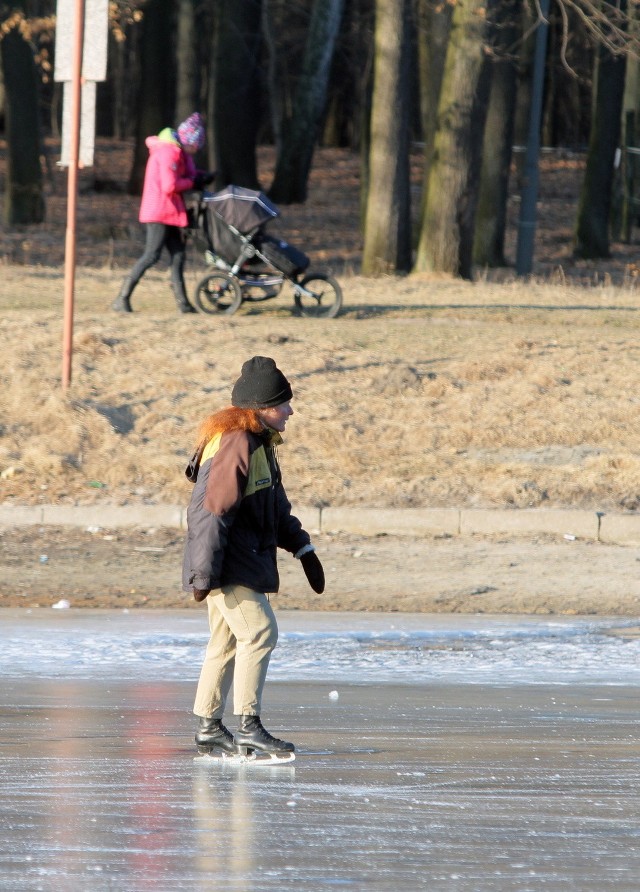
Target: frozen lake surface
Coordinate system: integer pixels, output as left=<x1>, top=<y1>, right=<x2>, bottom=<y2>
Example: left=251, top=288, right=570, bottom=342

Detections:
left=2, top=608, right=640, bottom=685
left=1, top=609, right=640, bottom=890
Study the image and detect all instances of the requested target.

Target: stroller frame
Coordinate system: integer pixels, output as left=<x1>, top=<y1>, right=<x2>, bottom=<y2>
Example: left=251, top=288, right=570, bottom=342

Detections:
left=191, top=187, right=343, bottom=318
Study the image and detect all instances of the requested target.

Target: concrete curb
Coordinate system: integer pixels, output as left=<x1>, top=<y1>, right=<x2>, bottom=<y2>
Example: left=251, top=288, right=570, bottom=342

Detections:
left=1, top=503, right=639, bottom=546
left=0, top=504, right=184, bottom=529
left=459, top=508, right=598, bottom=539
left=321, top=507, right=460, bottom=538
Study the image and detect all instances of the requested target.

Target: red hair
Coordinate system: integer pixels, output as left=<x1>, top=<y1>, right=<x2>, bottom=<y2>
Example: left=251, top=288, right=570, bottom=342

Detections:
left=196, top=406, right=263, bottom=446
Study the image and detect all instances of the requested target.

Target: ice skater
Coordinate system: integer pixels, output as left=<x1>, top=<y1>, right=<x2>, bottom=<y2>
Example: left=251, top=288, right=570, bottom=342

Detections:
left=183, top=356, right=325, bottom=760
left=112, top=111, right=213, bottom=314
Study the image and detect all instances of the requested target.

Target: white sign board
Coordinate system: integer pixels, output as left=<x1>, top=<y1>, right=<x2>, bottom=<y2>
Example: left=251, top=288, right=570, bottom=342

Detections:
left=59, top=81, right=97, bottom=168
left=54, top=0, right=108, bottom=82
left=55, top=0, right=108, bottom=166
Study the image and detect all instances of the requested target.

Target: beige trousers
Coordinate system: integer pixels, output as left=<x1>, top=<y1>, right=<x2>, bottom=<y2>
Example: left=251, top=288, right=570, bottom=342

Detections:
left=193, top=583, right=278, bottom=719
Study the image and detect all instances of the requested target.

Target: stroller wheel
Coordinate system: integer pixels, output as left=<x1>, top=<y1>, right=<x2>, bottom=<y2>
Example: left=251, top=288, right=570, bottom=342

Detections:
left=294, top=273, right=343, bottom=319
left=194, top=272, right=243, bottom=315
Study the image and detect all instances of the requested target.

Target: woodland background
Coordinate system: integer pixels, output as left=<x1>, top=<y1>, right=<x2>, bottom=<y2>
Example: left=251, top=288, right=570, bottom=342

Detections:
left=2, top=0, right=640, bottom=282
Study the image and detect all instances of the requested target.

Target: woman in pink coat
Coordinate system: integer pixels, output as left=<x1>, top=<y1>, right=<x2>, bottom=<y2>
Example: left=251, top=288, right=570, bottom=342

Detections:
left=113, top=112, right=212, bottom=314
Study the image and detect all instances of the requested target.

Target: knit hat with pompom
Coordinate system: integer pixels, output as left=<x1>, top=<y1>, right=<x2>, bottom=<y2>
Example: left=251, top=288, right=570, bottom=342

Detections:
left=177, top=112, right=205, bottom=150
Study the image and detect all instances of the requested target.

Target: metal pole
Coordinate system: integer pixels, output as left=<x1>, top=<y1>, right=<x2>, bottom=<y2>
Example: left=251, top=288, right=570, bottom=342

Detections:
left=62, top=0, right=85, bottom=390
left=515, top=0, right=551, bottom=277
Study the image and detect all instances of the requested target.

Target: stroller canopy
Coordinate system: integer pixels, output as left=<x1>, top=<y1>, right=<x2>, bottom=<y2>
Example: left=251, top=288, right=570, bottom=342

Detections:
left=204, top=185, right=279, bottom=234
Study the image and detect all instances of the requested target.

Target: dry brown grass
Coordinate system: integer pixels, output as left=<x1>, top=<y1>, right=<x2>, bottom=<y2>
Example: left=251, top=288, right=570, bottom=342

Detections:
left=1, top=269, right=640, bottom=512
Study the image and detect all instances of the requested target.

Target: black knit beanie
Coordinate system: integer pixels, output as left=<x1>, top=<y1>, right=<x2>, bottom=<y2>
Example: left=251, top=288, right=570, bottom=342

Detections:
left=231, top=356, right=293, bottom=408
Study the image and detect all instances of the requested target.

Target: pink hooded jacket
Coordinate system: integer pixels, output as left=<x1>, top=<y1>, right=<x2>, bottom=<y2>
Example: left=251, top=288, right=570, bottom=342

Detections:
left=138, top=129, right=196, bottom=227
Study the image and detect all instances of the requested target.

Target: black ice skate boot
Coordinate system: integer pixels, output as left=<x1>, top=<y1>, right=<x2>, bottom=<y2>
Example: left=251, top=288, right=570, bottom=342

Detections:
left=234, top=715, right=295, bottom=756
left=195, top=717, right=239, bottom=756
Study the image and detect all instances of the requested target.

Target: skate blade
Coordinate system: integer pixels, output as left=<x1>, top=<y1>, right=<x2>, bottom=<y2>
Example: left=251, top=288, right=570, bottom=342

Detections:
left=240, top=751, right=296, bottom=765
left=195, top=751, right=295, bottom=765
left=195, top=751, right=242, bottom=762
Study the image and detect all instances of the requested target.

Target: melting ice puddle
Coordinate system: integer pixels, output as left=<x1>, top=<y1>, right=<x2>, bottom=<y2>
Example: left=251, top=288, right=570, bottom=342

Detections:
left=1, top=610, right=640, bottom=685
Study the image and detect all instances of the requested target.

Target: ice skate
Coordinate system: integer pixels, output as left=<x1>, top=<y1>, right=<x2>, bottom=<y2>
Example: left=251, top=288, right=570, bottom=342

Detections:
left=195, top=717, right=239, bottom=758
left=234, top=715, right=296, bottom=764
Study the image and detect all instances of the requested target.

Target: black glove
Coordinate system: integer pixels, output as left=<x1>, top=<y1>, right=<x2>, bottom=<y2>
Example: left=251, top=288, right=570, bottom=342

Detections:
left=193, top=588, right=211, bottom=602
left=300, top=551, right=325, bottom=594
left=193, top=172, right=215, bottom=190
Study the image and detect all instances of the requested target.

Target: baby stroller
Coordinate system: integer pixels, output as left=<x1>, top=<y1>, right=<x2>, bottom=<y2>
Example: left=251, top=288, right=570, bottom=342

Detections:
left=190, top=185, right=343, bottom=318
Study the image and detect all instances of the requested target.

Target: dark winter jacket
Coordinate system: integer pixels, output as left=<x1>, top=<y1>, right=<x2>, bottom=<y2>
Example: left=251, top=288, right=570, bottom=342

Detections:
left=182, top=421, right=310, bottom=595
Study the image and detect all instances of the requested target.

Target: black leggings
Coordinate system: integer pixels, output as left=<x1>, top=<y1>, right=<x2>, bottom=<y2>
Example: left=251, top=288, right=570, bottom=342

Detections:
left=128, top=223, right=188, bottom=304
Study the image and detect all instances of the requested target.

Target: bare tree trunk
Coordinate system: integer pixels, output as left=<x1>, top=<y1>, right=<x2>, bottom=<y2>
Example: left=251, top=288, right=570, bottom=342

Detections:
left=175, top=0, right=198, bottom=124
left=269, top=0, right=345, bottom=204
left=415, top=0, right=453, bottom=187
left=358, top=43, right=374, bottom=231
left=0, top=47, right=4, bottom=116
left=205, top=1, right=223, bottom=176
left=541, top=9, right=592, bottom=148
left=128, top=0, right=178, bottom=195
left=473, top=0, right=521, bottom=267
left=620, top=5, right=640, bottom=242
left=322, top=0, right=375, bottom=150
left=361, top=0, right=412, bottom=274
left=108, top=18, right=141, bottom=140
left=215, top=0, right=263, bottom=189
left=1, top=23, right=45, bottom=225
left=414, top=0, right=494, bottom=279
left=574, top=10, right=627, bottom=259
left=261, top=0, right=282, bottom=147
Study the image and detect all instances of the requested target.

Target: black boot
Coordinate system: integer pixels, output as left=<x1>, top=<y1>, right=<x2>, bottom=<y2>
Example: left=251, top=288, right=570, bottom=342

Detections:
left=195, top=716, right=238, bottom=756
left=234, top=715, right=295, bottom=755
left=172, top=283, right=197, bottom=313
left=112, top=279, right=134, bottom=312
